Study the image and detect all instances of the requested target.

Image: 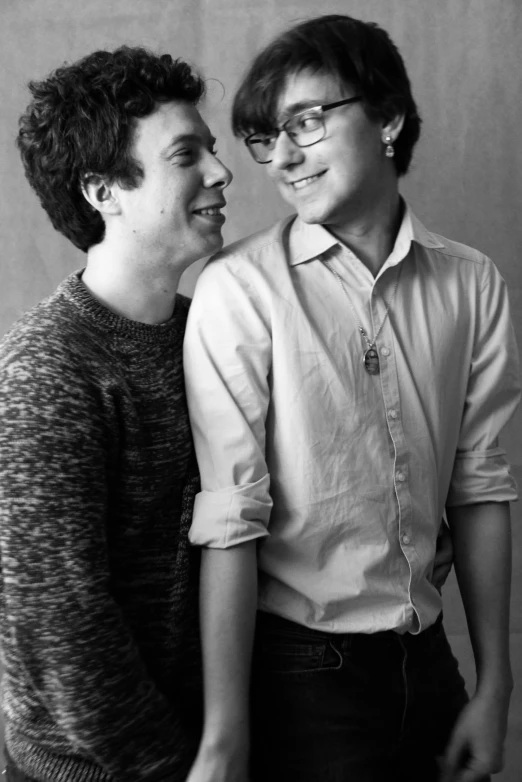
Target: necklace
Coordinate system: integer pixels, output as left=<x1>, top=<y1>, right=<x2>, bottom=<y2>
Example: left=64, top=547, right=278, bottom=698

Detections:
left=324, top=261, right=401, bottom=375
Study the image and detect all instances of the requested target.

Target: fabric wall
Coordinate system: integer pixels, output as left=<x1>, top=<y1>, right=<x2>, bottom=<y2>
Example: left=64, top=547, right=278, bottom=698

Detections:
left=1, top=1, right=521, bottom=777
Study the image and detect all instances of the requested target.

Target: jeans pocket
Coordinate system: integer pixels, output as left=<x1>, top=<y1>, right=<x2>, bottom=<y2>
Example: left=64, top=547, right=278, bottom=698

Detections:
left=255, top=640, right=328, bottom=674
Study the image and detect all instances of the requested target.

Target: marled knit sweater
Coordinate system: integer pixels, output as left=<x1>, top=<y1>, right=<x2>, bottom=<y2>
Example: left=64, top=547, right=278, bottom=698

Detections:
left=0, top=271, right=201, bottom=781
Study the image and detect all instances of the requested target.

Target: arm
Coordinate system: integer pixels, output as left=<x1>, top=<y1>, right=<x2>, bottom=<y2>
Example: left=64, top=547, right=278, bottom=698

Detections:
left=184, top=257, right=274, bottom=782
left=440, top=260, right=520, bottom=781
left=431, top=519, right=453, bottom=592
left=0, top=342, right=189, bottom=781
left=187, top=544, right=258, bottom=782
left=442, top=502, right=512, bottom=782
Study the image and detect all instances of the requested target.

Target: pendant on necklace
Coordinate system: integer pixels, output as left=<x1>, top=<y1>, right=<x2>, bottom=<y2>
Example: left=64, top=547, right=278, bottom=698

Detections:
left=363, top=347, right=380, bottom=375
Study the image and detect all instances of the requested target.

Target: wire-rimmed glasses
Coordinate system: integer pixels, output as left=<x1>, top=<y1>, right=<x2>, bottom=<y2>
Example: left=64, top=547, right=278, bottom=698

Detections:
left=244, top=96, right=363, bottom=164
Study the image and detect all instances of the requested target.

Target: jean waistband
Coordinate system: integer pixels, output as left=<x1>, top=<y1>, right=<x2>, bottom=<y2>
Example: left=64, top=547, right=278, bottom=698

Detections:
left=255, top=610, right=444, bottom=647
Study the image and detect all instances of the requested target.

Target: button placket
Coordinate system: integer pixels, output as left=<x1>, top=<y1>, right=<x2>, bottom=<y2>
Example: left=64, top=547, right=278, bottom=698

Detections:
left=378, top=316, right=417, bottom=618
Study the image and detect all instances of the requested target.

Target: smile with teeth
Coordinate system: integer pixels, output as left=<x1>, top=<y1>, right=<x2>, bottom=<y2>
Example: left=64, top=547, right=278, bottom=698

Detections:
left=291, top=172, right=325, bottom=190
left=194, top=207, right=222, bottom=215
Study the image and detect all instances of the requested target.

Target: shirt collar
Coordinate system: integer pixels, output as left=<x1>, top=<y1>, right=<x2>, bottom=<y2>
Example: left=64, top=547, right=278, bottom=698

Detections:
left=287, top=216, right=339, bottom=266
left=287, top=202, right=445, bottom=268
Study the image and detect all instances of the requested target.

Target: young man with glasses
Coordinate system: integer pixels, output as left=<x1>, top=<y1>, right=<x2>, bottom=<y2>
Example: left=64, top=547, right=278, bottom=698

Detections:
left=184, top=14, right=519, bottom=782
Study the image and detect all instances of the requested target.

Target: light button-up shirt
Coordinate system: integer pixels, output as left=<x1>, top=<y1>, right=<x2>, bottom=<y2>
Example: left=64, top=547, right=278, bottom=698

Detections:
left=184, top=206, right=520, bottom=635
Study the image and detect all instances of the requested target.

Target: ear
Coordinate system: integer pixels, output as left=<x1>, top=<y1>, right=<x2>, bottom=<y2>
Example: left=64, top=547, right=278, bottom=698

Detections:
left=381, top=113, right=405, bottom=145
left=81, top=174, right=122, bottom=216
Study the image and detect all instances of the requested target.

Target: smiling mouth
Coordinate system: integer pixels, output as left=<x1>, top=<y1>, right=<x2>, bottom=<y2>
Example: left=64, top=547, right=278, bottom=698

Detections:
left=290, top=172, right=326, bottom=190
left=193, top=207, right=224, bottom=216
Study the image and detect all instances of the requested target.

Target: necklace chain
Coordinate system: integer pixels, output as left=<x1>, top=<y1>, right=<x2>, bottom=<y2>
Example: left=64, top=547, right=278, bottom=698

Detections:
left=324, top=260, right=401, bottom=350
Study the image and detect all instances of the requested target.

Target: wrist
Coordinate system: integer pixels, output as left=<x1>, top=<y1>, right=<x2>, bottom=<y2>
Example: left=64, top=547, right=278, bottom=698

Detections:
left=195, top=735, right=250, bottom=778
left=199, top=725, right=250, bottom=758
left=476, top=670, right=513, bottom=700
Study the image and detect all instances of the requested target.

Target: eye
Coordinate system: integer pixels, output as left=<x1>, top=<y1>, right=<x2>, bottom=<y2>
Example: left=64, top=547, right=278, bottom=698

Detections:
left=295, top=113, right=322, bottom=133
left=168, top=147, right=198, bottom=166
left=175, top=148, right=195, bottom=159
left=250, top=135, right=275, bottom=149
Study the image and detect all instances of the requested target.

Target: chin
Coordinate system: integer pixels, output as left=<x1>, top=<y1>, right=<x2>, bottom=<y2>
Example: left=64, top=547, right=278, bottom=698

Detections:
left=207, top=235, right=225, bottom=256
left=296, top=208, right=330, bottom=225
left=290, top=196, right=332, bottom=224
left=193, top=234, right=224, bottom=260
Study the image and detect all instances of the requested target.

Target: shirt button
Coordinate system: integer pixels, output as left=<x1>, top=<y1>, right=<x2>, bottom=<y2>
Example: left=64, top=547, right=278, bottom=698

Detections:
left=396, top=471, right=406, bottom=482
left=402, top=534, right=411, bottom=545
left=381, top=347, right=390, bottom=357
left=388, top=410, right=398, bottom=420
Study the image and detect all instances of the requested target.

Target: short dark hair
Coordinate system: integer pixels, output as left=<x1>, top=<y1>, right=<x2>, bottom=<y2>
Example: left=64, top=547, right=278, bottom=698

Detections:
left=17, top=46, right=205, bottom=252
left=232, top=14, right=421, bottom=176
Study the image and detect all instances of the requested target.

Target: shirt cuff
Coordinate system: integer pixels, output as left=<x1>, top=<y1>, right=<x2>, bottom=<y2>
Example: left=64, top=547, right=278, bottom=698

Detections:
left=188, top=475, right=272, bottom=548
left=446, top=447, right=519, bottom=506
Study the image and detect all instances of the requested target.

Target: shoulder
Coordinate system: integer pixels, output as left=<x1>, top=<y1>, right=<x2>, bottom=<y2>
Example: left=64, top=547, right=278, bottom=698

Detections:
left=428, top=235, right=506, bottom=297
left=205, top=216, right=294, bottom=275
left=412, top=218, right=500, bottom=292
left=0, top=287, right=104, bottom=393
left=191, top=217, right=295, bottom=316
left=0, top=300, right=116, bottom=442
left=1, top=295, right=68, bottom=362
left=426, top=232, right=490, bottom=269
left=409, top=209, right=491, bottom=271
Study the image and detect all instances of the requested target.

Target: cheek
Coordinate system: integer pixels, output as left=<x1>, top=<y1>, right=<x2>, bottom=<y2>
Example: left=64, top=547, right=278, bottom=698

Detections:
left=267, top=164, right=280, bottom=183
left=353, top=127, right=382, bottom=162
left=269, top=172, right=289, bottom=198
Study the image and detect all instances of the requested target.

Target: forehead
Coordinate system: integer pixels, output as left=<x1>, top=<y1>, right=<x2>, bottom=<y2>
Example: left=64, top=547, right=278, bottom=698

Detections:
left=276, top=69, right=346, bottom=120
left=131, top=100, right=211, bottom=154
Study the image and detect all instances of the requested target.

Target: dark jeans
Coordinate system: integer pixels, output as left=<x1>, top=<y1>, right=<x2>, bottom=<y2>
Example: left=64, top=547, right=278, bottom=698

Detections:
left=251, top=611, right=473, bottom=782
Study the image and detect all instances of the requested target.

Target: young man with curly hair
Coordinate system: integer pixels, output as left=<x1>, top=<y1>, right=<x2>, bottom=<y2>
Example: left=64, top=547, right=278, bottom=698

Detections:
left=0, top=47, right=231, bottom=781
left=184, top=14, right=520, bottom=782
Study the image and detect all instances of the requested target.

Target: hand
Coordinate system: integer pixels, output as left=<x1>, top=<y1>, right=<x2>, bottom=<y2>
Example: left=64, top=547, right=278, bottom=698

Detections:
left=185, top=739, right=250, bottom=782
left=439, top=689, right=510, bottom=781
left=432, top=521, right=453, bottom=592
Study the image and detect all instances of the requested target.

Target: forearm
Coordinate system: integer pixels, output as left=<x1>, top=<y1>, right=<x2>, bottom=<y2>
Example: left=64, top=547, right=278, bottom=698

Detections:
left=447, top=501, right=513, bottom=694
left=198, top=542, right=258, bottom=755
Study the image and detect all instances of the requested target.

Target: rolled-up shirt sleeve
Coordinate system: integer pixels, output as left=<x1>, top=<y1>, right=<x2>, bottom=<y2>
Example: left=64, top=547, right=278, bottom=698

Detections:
left=184, top=254, right=273, bottom=547
left=447, top=258, right=521, bottom=506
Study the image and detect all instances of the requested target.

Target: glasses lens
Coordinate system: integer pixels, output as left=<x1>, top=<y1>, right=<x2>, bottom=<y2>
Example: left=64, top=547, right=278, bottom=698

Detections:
left=246, top=134, right=276, bottom=163
left=286, top=112, right=324, bottom=147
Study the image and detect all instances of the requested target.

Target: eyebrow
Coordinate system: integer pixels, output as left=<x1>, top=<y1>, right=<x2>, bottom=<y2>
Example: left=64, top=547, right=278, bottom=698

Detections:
left=277, top=100, right=326, bottom=123
left=160, top=132, right=216, bottom=157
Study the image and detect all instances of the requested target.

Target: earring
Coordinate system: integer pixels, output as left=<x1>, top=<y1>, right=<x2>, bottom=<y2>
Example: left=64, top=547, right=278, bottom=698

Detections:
left=384, top=135, right=394, bottom=158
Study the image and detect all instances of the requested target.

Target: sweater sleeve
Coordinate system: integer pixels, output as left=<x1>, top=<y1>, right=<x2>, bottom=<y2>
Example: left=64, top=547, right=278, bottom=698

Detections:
left=0, top=333, right=191, bottom=781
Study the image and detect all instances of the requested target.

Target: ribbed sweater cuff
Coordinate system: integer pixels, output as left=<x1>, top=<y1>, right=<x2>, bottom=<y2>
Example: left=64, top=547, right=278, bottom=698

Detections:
left=5, top=732, right=112, bottom=782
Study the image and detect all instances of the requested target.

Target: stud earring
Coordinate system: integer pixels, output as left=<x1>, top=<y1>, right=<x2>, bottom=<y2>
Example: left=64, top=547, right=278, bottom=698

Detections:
left=384, top=135, right=394, bottom=158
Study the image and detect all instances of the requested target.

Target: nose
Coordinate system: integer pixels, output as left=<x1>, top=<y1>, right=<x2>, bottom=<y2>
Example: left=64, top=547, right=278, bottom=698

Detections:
left=203, top=151, right=233, bottom=189
left=269, top=131, right=305, bottom=171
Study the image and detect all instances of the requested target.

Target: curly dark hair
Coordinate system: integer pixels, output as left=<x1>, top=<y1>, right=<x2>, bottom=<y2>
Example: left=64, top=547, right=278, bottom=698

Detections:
left=232, top=14, right=422, bottom=177
left=17, top=46, right=205, bottom=252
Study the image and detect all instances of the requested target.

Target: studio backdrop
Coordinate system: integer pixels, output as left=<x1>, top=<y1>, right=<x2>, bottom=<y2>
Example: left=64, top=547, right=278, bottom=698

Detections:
left=1, top=1, right=521, bottom=779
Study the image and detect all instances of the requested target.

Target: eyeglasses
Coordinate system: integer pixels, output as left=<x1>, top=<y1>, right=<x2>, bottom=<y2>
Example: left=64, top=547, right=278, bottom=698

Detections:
left=244, top=96, right=363, bottom=164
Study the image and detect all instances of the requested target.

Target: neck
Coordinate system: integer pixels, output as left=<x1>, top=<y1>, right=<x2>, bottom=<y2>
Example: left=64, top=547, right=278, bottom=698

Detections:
left=83, top=238, right=182, bottom=325
left=328, top=191, right=403, bottom=277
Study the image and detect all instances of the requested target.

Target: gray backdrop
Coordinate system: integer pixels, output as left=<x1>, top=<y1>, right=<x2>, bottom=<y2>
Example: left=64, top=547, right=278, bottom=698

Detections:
left=1, top=1, right=521, bottom=778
